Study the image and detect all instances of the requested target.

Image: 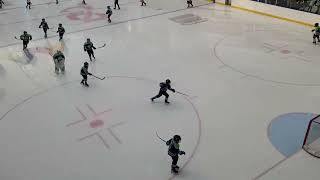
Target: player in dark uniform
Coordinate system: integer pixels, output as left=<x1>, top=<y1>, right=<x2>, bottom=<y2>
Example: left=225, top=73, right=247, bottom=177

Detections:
left=312, top=23, right=320, bottom=44
left=151, top=79, right=175, bottom=104
left=56, top=0, right=58, bottom=4
left=53, top=50, right=65, bottom=74
left=20, top=31, right=32, bottom=50
left=26, top=0, right=31, bottom=9
left=187, top=0, right=193, bottom=8
left=80, top=62, right=92, bottom=87
left=82, top=0, right=86, bottom=4
left=84, top=38, right=96, bottom=61
left=106, top=6, right=112, bottom=23
left=140, top=0, right=146, bottom=6
left=114, top=0, right=120, bottom=9
left=0, top=0, right=4, bottom=9
left=166, top=135, right=185, bottom=173
left=39, top=18, right=50, bottom=38
left=56, top=23, right=65, bottom=41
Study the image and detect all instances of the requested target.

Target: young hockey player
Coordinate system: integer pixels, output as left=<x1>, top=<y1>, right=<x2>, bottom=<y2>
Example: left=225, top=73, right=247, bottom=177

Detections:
left=84, top=38, right=96, bottom=61
left=114, top=0, right=120, bottom=9
left=312, top=23, right=320, bottom=44
left=20, top=31, right=32, bottom=50
left=56, top=0, right=58, bottom=4
left=53, top=50, right=65, bottom=74
left=151, top=79, right=175, bottom=104
left=82, top=0, right=86, bottom=4
left=80, top=62, right=92, bottom=87
left=166, top=135, right=185, bottom=173
left=56, top=23, right=65, bottom=41
left=26, top=0, right=31, bottom=9
left=187, top=0, right=193, bottom=8
left=106, top=6, right=112, bottom=23
left=0, top=0, right=4, bottom=9
left=39, top=18, right=50, bottom=38
left=140, top=0, right=146, bottom=6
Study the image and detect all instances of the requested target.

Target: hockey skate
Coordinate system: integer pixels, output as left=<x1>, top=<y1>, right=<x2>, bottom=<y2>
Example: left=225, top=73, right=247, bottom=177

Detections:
left=171, top=166, right=179, bottom=174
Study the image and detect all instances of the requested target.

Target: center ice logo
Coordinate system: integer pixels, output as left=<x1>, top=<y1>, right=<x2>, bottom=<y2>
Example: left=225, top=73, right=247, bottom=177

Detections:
left=61, top=5, right=106, bottom=23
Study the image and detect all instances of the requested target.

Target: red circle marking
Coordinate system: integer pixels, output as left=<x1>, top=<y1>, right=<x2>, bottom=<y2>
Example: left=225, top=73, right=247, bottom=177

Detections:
left=90, top=119, right=104, bottom=128
left=280, top=49, right=290, bottom=54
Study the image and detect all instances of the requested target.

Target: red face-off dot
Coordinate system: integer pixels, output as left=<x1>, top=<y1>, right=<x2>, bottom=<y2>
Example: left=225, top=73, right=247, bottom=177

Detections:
left=90, top=119, right=104, bottom=128
left=280, top=49, right=290, bottom=54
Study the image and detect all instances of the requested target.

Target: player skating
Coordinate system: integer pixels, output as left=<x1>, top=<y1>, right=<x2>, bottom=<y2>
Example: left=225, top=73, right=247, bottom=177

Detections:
left=166, top=135, right=185, bottom=173
left=26, top=0, right=31, bottom=9
left=19, top=31, right=32, bottom=50
left=187, top=0, right=193, bottom=8
left=39, top=18, right=50, bottom=38
left=53, top=50, right=65, bottom=74
left=80, top=62, right=92, bottom=87
left=56, top=0, right=58, bottom=4
left=84, top=38, right=96, bottom=61
left=151, top=79, right=175, bottom=104
left=312, top=23, right=320, bottom=44
left=56, top=23, right=65, bottom=41
left=82, top=0, right=86, bottom=4
left=106, top=6, right=112, bottom=23
left=140, top=0, right=146, bottom=6
left=114, top=0, right=120, bottom=9
left=0, top=0, right=4, bottom=9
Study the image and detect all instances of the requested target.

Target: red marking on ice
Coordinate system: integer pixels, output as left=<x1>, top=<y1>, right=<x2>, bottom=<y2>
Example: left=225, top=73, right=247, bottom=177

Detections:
left=90, top=119, right=104, bottom=128
left=61, top=5, right=106, bottom=23
left=280, top=49, right=291, bottom=54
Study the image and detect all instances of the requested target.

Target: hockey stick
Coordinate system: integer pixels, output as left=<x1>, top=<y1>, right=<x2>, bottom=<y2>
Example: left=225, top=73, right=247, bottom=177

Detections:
left=156, top=132, right=166, bottom=143
left=91, top=74, right=106, bottom=80
left=96, top=43, right=106, bottom=49
left=14, top=36, right=19, bottom=40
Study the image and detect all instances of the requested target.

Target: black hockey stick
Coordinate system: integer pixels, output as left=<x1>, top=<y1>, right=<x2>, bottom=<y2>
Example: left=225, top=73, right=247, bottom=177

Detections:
left=96, top=43, right=106, bottom=49
left=156, top=132, right=166, bottom=143
left=91, top=74, right=106, bottom=80
left=176, top=91, right=197, bottom=98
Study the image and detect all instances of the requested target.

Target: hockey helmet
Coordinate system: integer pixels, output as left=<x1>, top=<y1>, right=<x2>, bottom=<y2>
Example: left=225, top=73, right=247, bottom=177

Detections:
left=173, top=135, right=181, bottom=142
left=166, top=79, right=171, bottom=84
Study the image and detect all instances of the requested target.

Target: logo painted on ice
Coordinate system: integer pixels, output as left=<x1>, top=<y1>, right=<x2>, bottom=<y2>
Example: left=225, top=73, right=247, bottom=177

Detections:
left=61, top=5, right=106, bottom=23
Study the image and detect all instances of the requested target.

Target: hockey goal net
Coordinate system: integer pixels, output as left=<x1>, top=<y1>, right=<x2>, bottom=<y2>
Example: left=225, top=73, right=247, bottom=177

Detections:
left=303, top=115, right=320, bottom=158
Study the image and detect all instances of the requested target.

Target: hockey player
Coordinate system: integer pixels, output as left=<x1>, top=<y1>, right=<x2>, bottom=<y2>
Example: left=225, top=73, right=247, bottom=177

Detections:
left=84, top=38, right=96, bottom=61
left=187, top=0, right=193, bottom=8
left=20, top=31, right=32, bottom=50
left=82, top=0, right=86, bottom=4
left=39, top=18, right=50, bottom=38
left=312, top=23, right=320, bottom=44
left=166, top=135, right=185, bottom=173
left=56, top=23, right=65, bottom=41
left=0, top=0, right=4, bottom=9
left=114, top=0, right=120, bottom=9
left=151, top=79, right=175, bottom=104
left=140, top=0, right=146, bottom=6
left=56, top=0, right=58, bottom=4
left=106, top=6, right=112, bottom=23
left=80, top=62, right=92, bottom=87
left=26, top=0, right=31, bottom=9
left=53, top=50, right=65, bottom=74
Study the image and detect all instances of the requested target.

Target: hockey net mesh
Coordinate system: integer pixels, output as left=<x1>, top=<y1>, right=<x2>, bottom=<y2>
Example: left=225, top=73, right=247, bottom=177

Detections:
left=303, top=115, right=320, bottom=158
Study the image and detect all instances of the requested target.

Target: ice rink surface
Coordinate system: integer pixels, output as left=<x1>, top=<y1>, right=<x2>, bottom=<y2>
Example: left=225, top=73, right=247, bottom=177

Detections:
left=1, top=0, right=320, bottom=179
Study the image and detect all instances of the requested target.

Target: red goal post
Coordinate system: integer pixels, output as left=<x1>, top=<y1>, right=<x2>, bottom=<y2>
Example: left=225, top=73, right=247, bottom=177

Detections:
left=303, top=114, right=320, bottom=158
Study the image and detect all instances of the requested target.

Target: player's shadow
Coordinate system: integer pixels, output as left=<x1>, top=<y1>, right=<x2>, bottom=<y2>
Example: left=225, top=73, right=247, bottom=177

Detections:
left=23, top=49, right=34, bottom=63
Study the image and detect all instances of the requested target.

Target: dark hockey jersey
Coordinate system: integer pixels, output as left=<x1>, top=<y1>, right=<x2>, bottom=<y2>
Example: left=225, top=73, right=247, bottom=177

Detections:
left=159, top=82, right=173, bottom=92
left=39, top=21, right=49, bottom=30
left=57, top=27, right=65, bottom=34
left=166, top=138, right=180, bottom=156
left=84, top=42, right=95, bottom=51
left=20, top=34, right=32, bottom=42
left=80, top=66, right=90, bottom=76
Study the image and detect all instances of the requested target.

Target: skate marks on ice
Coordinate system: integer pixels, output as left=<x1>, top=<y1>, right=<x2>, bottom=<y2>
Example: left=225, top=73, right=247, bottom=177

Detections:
left=169, top=14, right=208, bottom=25
left=213, top=30, right=320, bottom=86
left=0, top=76, right=201, bottom=180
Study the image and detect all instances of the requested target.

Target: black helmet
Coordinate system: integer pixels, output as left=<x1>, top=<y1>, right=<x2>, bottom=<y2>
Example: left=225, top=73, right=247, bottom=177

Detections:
left=315, top=23, right=319, bottom=27
left=23, top=31, right=27, bottom=34
left=59, top=23, right=62, bottom=26
left=166, top=79, right=171, bottom=84
left=173, top=135, right=181, bottom=142
left=84, top=62, right=89, bottom=66
left=42, top=18, right=45, bottom=21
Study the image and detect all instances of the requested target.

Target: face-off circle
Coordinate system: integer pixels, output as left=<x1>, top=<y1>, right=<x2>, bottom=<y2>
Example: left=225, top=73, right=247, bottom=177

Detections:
left=0, top=76, right=201, bottom=180
left=215, top=30, right=320, bottom=86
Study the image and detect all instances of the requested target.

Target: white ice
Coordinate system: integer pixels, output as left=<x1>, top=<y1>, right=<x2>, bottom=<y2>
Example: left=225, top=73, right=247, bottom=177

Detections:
left=1, top=0, right=320, bottom=179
